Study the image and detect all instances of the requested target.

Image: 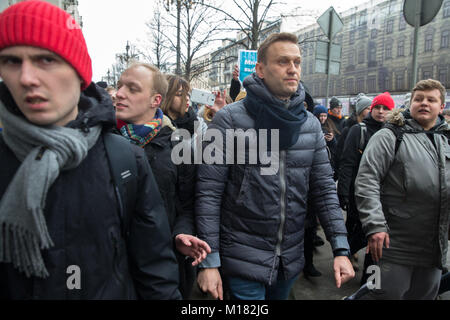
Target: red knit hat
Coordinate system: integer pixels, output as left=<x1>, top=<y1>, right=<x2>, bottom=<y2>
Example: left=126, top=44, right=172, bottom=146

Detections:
left=371, top=92, right=395, bottom=111
left=0, top=0, right=92, bottom=90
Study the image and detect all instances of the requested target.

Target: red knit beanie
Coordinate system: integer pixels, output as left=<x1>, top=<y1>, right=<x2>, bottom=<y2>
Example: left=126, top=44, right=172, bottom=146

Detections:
left=370, top=92, right=395, bottom=111
left=0, top=0, right=92, bottom=90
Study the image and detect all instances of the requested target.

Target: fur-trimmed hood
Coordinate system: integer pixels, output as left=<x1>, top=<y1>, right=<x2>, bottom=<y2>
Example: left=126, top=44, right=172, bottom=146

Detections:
left=386, top=108, right=406, bottom=126
left=386, top=108, right=450, bottom=130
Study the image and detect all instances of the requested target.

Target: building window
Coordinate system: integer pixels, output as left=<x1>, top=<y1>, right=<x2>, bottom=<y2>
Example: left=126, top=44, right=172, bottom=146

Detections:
left=384, top=76, right=391, bottom=91
left=335, top=79, right=342, bottom=95
left=398, top=40, right=405, bottom=56
left=350, top=14, right=357, bottom=29
left=357, top=77, right=365, bottom=93
left=423, top=69, right=433, bottom=79
left=349, top=31, right=355, bottom=44
left=314, top=83, right=320, bottom=96
left=386, top=19, right=394, bottom=34
left=346, top=78, right=354, bottom=93
left=368, top=76, right=377, bottom=93
left=358, top=48, right=365, bottom=64
left=444, top=1, right=450, bottom=18
left=439, top=68, right=448, bottom=85
left=359, top=10, right=368, bottom=25
left=441, top=31, right=450, bottom=48
left=396, top=73, right=404, bottom=90
left=348, top=51, right=355, bottom=65
left=369, top=45, right=377, bottom=62
left=385, top=43, right=393, bottom=59
left=425, top=34, right=433, bottom=52
left=439, top=68, right=448, bottom=84
left=399, top=14, right=406, bottom=31
left=371, top=29, right=377, bottom=39
left=359, top=27, right=367, bottom=39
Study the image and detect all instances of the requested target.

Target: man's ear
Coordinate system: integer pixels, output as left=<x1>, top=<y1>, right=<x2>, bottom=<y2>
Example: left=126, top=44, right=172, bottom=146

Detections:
left=152, top=94, right=162, bottom=108
left=255, top=62, right=265, bottom=79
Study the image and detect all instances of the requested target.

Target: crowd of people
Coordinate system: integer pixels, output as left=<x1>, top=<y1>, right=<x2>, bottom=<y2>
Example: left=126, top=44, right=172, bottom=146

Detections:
left=0, top=1, right=448, bottom=300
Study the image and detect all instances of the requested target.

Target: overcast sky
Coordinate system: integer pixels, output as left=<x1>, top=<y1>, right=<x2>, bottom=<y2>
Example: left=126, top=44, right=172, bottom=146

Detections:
left=78, top=0, right=372, bottom=82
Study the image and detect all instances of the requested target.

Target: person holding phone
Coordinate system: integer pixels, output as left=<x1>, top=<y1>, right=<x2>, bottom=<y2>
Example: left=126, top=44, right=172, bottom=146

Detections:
left=160, top=75, right=208, bottom=148
left=313, top=105, right=337, bottom=169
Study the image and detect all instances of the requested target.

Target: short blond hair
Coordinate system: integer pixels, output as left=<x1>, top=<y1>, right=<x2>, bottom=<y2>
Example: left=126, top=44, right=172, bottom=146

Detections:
left=412, top=79, right=446, bottom=105
left=126, top=62, right=168, bottom=101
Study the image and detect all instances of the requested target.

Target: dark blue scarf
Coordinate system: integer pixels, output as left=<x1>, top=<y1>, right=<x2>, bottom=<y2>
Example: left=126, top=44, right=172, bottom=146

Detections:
left=243, top=73, right=308, bottom=150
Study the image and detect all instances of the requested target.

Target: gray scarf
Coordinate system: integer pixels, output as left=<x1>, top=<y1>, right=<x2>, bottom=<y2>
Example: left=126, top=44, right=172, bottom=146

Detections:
left=0, top=101, right=101, bottom=278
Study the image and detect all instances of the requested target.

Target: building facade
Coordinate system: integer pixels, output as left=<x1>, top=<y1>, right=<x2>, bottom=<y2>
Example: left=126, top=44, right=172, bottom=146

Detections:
left=190, top=0, right=449, bottom=111
left=203, top=20, right=281, bottom=91
left=1, top=0, right=83, bottom=27
left=298, top=0, right=450, bottom=109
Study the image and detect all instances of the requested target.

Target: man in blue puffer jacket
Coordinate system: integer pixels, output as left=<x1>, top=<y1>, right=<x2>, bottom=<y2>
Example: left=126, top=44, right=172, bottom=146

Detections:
left=195, top=32, right=354, bottom=300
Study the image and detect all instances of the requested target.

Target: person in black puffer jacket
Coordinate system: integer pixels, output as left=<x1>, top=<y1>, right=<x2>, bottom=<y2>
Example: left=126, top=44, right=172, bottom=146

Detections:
left=115, top=64, right=211, bottom=300
left=334, top=94, right=371, bottom=181
left=337, top=92, right=394, bottom=285
left=0, top=1, right=181, bottom=299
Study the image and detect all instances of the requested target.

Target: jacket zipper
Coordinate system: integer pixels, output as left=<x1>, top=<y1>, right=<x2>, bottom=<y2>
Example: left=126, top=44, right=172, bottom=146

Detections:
left=111, top=231, right=125, bottom=286
left=270, top=149, right=287, bottom=284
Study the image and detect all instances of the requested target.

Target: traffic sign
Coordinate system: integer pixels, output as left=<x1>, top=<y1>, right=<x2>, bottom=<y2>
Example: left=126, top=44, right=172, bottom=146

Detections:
left=315, top=40, right=341, bottom=75
left=317, top=6, right=344, bottom=40
left=403, top=0, right=443, bottom=27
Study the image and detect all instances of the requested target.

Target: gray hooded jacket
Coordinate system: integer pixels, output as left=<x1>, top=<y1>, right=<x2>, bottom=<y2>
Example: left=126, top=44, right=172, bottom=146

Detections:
left=355, top=109, right=450, bottom=268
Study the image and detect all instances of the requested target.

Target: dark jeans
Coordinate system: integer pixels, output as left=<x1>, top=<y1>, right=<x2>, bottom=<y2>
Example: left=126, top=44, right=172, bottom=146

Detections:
left=225, top=261, right=298, bottom=300
left=304, top=225, right=316, bottom=267
left=438, top=272, right=450, bottom=295
left=345, top=199, right=367, bottom=255
left=177, top=254, right=196, bottom=300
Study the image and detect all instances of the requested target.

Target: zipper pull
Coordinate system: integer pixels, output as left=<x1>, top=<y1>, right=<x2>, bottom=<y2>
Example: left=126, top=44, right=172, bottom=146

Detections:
left=80, top=117, right=90, bottom=133
left=35, top=146, right=47, bottom=160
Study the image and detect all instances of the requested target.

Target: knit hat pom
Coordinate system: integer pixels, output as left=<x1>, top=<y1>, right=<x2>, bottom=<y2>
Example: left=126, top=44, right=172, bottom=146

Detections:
left=371, top=92, right=395, bottom=111
left=0, top=0, right=92, bottom=90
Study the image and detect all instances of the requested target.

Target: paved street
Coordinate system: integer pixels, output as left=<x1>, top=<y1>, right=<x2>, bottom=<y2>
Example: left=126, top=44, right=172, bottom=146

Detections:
left=191, top=224, right=450, bottom=300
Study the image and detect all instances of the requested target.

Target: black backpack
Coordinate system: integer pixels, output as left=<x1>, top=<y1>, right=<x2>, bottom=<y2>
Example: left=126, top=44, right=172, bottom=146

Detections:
left=358, top=122, right=367, bottom=154
left=103, top=133, right=138, bottom=238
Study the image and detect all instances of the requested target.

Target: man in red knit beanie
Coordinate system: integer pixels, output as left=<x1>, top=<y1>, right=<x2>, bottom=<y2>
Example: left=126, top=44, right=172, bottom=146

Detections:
left=0, top=1, right=185, bottom=299
left=369, top=91, right=395, bottom=123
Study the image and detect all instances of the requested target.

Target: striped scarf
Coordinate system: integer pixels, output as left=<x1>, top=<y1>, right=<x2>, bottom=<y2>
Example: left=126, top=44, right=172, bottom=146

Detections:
left=118, top=108, right=163, bottom=147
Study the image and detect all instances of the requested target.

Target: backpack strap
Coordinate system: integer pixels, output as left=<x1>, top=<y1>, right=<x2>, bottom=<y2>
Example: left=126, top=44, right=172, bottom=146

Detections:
left=358, top=122, right=367, bottom=154
left=383, top=123, right=406, bottom=155
left=103, top=132, right=138, bottom=238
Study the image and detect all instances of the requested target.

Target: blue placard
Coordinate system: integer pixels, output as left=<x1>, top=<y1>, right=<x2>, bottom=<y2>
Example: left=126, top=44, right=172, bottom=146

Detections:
left=238, top=50, right=257, bottom=83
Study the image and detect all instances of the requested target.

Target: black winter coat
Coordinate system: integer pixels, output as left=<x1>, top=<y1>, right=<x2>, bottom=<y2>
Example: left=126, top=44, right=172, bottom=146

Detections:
left=0, top=83, right=181, bottom=300
left=230, top=78, right=241, bottom=102
left=334, top=115, right=358, bottom=180
left=337, top=113, right=384, bottom=202
left=142, top=123, right=196, bottom=237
